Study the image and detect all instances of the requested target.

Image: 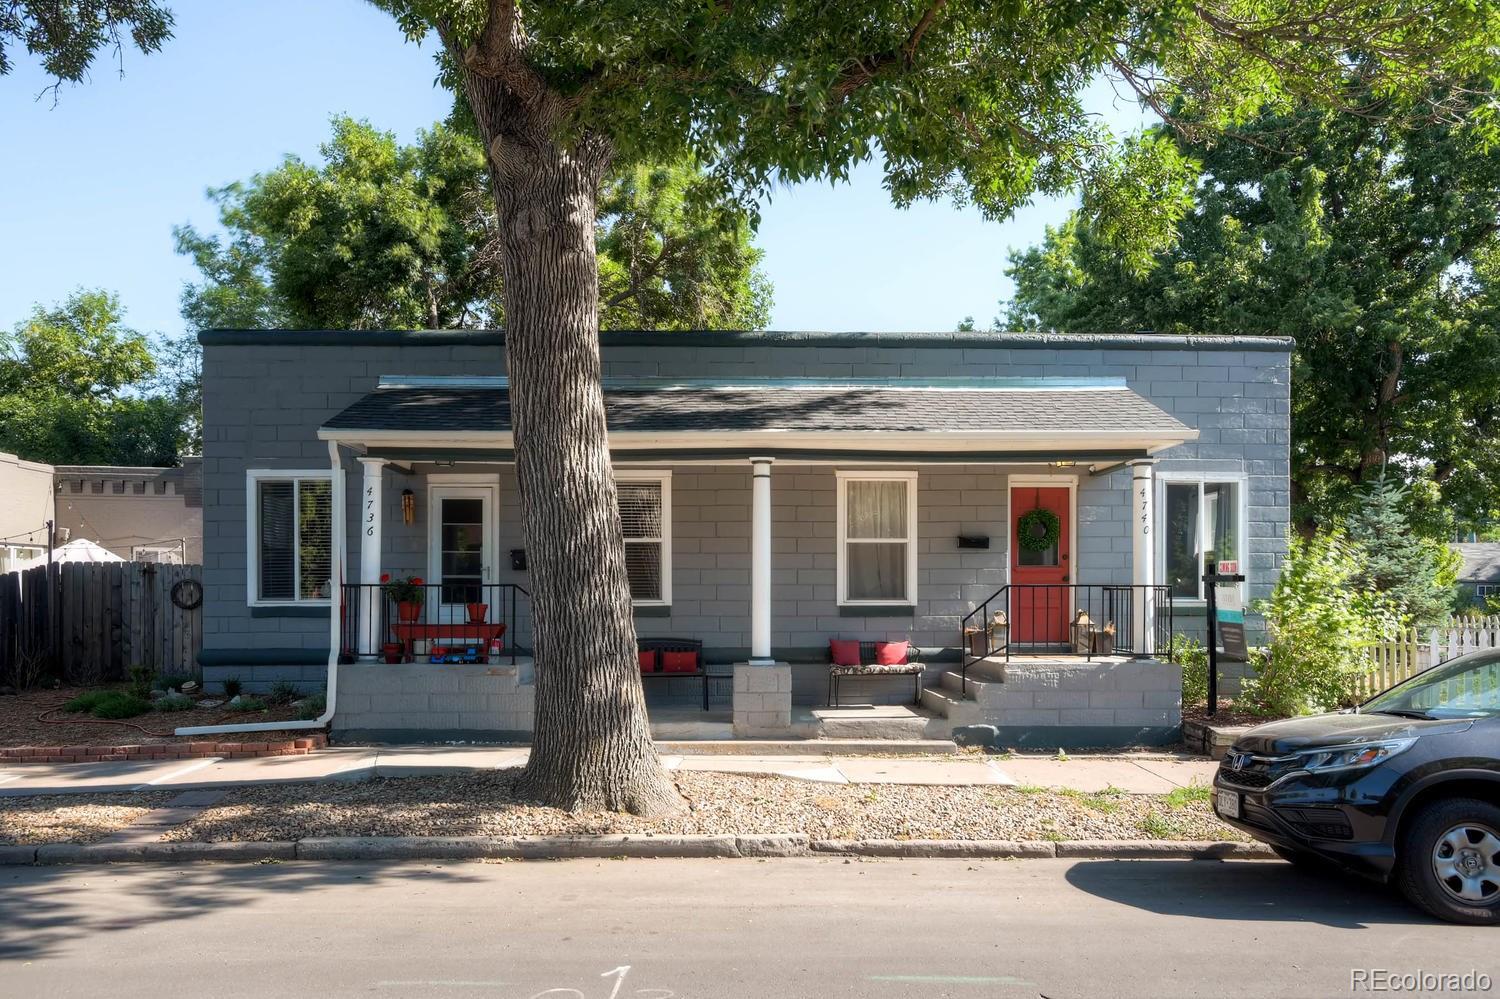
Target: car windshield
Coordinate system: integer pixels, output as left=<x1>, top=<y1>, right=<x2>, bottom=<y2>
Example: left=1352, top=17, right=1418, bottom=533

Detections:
left=1363, top=650, right=1500, bottom=719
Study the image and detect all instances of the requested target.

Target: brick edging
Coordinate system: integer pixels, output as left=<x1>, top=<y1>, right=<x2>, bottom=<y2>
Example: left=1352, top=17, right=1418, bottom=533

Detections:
left=0, top=733, right=327, bottom=765
left=0, top=835, right=1276, bottom=865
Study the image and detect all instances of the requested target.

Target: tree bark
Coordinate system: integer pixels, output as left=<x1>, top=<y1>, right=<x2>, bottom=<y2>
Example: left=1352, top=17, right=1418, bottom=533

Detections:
left=457, top=63, right=682, bottom=816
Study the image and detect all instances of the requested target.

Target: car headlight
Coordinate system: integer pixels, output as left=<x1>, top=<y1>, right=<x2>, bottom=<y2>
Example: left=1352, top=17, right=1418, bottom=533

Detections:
left=1295, top=738, right=1416, bottom=773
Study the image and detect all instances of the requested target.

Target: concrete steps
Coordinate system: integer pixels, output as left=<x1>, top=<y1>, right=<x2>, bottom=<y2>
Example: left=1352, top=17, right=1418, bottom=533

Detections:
left=811, top=704, right=944, bottom=740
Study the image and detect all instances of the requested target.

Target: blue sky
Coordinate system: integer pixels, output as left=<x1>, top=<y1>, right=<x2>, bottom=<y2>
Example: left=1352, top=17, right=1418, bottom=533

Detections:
left=1, top=1, right=1148, bottom=338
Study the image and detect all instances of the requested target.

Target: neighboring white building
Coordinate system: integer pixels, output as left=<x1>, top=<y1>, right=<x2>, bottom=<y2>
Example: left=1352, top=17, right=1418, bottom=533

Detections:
left=0, top=451, right=54, bottom=573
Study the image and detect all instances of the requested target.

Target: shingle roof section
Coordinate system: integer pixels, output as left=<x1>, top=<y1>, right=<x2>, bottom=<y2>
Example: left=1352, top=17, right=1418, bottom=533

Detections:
left=1451, top=543, right=1500, bottom=583
left=322, top=385, right=1194, bottom=437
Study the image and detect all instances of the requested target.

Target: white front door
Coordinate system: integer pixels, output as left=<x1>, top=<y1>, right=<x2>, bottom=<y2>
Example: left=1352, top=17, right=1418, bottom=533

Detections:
left=427, top=484, right=496, bottom=616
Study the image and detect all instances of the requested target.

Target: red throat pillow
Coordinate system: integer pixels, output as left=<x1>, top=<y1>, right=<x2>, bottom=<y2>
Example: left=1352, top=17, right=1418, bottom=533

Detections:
left=662, top=650, right=698, bottom=673
left=875, top=640, right=910, bottom=665
left=638, top=650, right=657, bottom=672
left=829, top=639, right=862, bottom=666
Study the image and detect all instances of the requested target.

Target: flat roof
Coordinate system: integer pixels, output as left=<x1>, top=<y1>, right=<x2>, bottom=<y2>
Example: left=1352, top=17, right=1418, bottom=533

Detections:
left=200, top=328, right=1293, bottom=352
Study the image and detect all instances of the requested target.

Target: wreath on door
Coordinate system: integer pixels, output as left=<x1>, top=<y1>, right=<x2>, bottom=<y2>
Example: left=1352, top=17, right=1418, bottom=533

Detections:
left=1017, top=507, right=1061, bottom=552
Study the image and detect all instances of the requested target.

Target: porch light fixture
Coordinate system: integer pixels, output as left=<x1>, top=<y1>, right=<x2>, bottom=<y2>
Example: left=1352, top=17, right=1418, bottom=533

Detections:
left=1049, top=460, right=1077, bottom=469
left=401, top=488, right=415, bottom=525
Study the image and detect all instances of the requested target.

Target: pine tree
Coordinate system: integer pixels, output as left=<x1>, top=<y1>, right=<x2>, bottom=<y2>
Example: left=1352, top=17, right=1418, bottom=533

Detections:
left=1347, top=474, right=1456, bottom=626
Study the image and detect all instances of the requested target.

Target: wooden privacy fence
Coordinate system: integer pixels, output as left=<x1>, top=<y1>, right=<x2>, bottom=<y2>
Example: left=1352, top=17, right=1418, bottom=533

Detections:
left=0, top=562, right=202, bottom=688
left=1358, top=616, right=1500, bottom=698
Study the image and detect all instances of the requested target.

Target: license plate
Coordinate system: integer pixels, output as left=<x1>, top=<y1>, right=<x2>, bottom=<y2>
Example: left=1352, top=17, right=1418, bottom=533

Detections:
left=1215, top=789, right=1241, bottom=820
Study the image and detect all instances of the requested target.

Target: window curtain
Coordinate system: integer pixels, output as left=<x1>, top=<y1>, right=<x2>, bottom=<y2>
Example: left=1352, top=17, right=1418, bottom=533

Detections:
left=846, top=480, right=907, bottom=601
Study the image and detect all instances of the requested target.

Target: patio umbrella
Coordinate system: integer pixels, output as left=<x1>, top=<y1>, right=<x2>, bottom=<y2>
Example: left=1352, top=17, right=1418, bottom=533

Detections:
left=15, top=538, right=125, bottom=571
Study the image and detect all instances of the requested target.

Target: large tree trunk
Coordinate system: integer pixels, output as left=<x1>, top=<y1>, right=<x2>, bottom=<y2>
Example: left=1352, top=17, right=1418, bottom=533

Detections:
left=461, top=73, right=682, bottom=817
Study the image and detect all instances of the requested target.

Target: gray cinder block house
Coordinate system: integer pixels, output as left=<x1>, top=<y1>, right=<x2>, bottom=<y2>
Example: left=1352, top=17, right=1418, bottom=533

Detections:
left=196, top=330, right=1291, bottom=747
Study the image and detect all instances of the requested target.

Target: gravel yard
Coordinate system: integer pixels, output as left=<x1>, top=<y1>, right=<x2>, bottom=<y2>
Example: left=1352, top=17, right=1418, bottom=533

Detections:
left=0, top=791, right=177, bottom=845
left=148, top=770, right=1244, bottom=844
left=0, top=688, right=307, bottom=748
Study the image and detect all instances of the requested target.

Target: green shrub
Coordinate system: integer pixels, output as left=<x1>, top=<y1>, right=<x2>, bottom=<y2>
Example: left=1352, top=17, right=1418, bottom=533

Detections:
left=226, top=695, right=267, bottom=713
left=89, top=692, right=153, bottom=719
left=128, top=665, right=157, bottom=699
left=154, top=693, right=194, bottom=712
left=295, top=693, right=326, bottom=721
left=157, top=673, right=193, bottom=692
left=1169, top=635, right=1211, bottom=708
left=222, top=676, right=243, bottom=699
left=266, top=680, right=300, bottom=706
left=1244, top=529, right=1400, bottom=717
left=62, top=690, right=114, bottom=713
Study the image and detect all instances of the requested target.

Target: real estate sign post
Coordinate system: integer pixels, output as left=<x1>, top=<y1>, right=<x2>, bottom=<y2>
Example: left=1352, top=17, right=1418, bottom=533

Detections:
left=1203, top=562, right=1248, bottom=717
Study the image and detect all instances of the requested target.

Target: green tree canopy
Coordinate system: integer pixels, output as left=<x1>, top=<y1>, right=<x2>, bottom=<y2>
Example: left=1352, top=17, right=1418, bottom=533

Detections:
left=0, top=1, right=171, bottom=83
left=999, top=80, right=1500, bottom=532
left=1347, top=474, right=1462, bottom=626
left=0, top=291, right=192, bottom=466
left=176, top=116, right=770, bottom=332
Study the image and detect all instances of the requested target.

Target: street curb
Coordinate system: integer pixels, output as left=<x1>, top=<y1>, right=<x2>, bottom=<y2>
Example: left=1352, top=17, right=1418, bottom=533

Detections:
left=1, top=835, right=1272, bottom=865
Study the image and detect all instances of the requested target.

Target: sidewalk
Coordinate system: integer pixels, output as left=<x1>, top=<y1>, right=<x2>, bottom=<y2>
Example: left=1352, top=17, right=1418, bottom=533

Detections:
left=0, top=745, right=1218, bottom=797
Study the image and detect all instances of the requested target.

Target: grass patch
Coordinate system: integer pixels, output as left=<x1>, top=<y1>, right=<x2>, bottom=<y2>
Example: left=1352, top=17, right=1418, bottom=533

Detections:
left=226, top=695, right=268, bottom=713
left=153, top=693, right=194, bottom=712
left=266, top=681, right=300, bottom=707
left=61, top=691, right=114, bottom=713
left=1061, top=785, right=1126, bottom=814
left=89, top=693, right=153, bottom=719
left=1163, top=782, right=1212, bottom=809
left=60, top=690, right=153, bottom=719
left=1012, top=783, right=1047, bottom=795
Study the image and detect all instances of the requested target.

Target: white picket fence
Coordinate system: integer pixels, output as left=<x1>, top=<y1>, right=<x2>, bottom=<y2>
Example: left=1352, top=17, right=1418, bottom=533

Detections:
left=1358, top=615, right=1500, bottom=697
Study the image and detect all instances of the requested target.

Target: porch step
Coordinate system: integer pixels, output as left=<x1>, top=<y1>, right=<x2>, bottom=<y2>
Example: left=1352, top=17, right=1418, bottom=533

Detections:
left=960, top=655, right=1009, bottom=683
left=919, top=685, right=985, bottom=725
left=939, top=669, right=999, bottom=700
left=810, top=705, right=940, bottom=740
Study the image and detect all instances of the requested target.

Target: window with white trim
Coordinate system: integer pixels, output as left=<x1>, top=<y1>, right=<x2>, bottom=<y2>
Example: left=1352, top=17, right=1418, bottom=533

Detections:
left=1160, top=478, right=1243, bottom=600
left=247, top=471, right=333, bottom=605
left=0, top=545, right=43, bottom=574
left=837, top=471, right=918, bottom=605
left=616, top=471, right=671, bottom=605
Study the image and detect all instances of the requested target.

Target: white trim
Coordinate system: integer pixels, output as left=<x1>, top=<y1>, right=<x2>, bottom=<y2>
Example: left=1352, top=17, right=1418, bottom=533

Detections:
left=244, top=468, right=336, bottom=608
left=1006, top=473, right=1079, bottom=583
left=835, top=469, right=919, bottom=607
left=1155, top=469, right=1250, bottom=602
left=615, top=469, right=673, bottom=607
left=317, top=428, right=1197, bottom=453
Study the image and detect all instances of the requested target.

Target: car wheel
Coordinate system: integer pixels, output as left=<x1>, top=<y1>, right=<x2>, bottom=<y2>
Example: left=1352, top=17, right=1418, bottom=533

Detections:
left=1397, top=797, right=1500, bottom=925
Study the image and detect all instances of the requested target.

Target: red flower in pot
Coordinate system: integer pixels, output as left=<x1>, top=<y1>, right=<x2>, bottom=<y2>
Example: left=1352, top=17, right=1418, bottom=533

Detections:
left=380, top=573, right=426, bottom=622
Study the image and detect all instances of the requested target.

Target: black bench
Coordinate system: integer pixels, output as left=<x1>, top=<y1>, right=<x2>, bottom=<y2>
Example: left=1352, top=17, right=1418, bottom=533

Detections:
left=827, top=640, right=925, bottom=707
left=638, top=637, right=710, bottom=710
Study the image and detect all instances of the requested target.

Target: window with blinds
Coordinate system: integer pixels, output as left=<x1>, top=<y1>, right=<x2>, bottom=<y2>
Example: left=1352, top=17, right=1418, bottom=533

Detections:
left=252, top=474, right=333, bottom=603
left=616, top=473, right=671, bottom=604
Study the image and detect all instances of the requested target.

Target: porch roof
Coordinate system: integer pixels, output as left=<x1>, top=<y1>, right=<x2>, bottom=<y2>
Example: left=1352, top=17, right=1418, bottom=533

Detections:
left=318, top=378, right=1197, bottom=459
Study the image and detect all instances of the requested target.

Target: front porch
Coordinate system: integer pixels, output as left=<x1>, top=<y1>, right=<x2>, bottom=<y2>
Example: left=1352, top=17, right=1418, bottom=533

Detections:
left=307, top=373, right=1195, bottom=747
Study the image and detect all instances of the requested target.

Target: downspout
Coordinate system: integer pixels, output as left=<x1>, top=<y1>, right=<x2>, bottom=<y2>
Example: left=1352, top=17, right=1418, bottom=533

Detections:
left=176, top=440, right=345, bottom=736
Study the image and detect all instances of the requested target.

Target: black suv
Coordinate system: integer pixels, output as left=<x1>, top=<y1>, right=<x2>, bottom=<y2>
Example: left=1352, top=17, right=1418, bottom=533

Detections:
left=1213, top=649, right=1500, bottom=924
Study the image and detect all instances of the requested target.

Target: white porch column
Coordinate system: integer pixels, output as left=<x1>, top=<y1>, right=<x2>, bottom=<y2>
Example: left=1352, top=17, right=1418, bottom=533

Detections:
left=1129, top=459, right=1156, bottom=657
left=357, top=457, right=387, bottom=657
left=749, top=457, right=774, bottom=664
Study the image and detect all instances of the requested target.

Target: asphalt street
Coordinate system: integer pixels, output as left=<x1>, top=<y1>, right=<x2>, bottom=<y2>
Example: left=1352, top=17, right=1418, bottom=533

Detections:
left=1, top=857, right=1493, bottom=999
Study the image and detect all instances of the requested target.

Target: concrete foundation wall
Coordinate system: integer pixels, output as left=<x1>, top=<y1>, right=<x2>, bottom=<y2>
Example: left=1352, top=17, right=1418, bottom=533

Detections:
left=332, top=661, right=535, bottom=741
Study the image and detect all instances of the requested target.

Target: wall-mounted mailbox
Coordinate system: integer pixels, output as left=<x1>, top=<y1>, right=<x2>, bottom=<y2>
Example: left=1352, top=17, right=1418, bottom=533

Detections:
left=510, top=548, right=528, bottom=571
left=956, top=535, right=990, bottom=550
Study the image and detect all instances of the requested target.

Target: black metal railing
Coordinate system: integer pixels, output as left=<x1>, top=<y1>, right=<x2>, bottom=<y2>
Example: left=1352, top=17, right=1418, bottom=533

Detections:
left=958, top=584, right=1174, bottom=695
left=339, top=582, right=531, bottom=665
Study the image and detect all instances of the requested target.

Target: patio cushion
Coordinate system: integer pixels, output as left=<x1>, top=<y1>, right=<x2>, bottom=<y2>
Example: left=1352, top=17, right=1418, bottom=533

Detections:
left=874, top=640, right=910, bottom=665
left=662, top=650, right=699, bottom=673
left=639, top=650, right=658, bottom=672
left=829, top=639, right=861, bottom=666
left=829, top=661, right=925, bottom=676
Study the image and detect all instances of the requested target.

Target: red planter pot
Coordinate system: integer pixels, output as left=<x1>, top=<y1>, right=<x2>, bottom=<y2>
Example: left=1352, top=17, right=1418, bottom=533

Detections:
left=396, top=601, right=422, bottom=623
left=466, top=603, right=489, bottom=624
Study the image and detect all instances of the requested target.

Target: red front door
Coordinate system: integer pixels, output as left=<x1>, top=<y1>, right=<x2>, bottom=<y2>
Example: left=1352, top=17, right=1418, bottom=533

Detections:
left=1010, top=486, right=1071, bottom=646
